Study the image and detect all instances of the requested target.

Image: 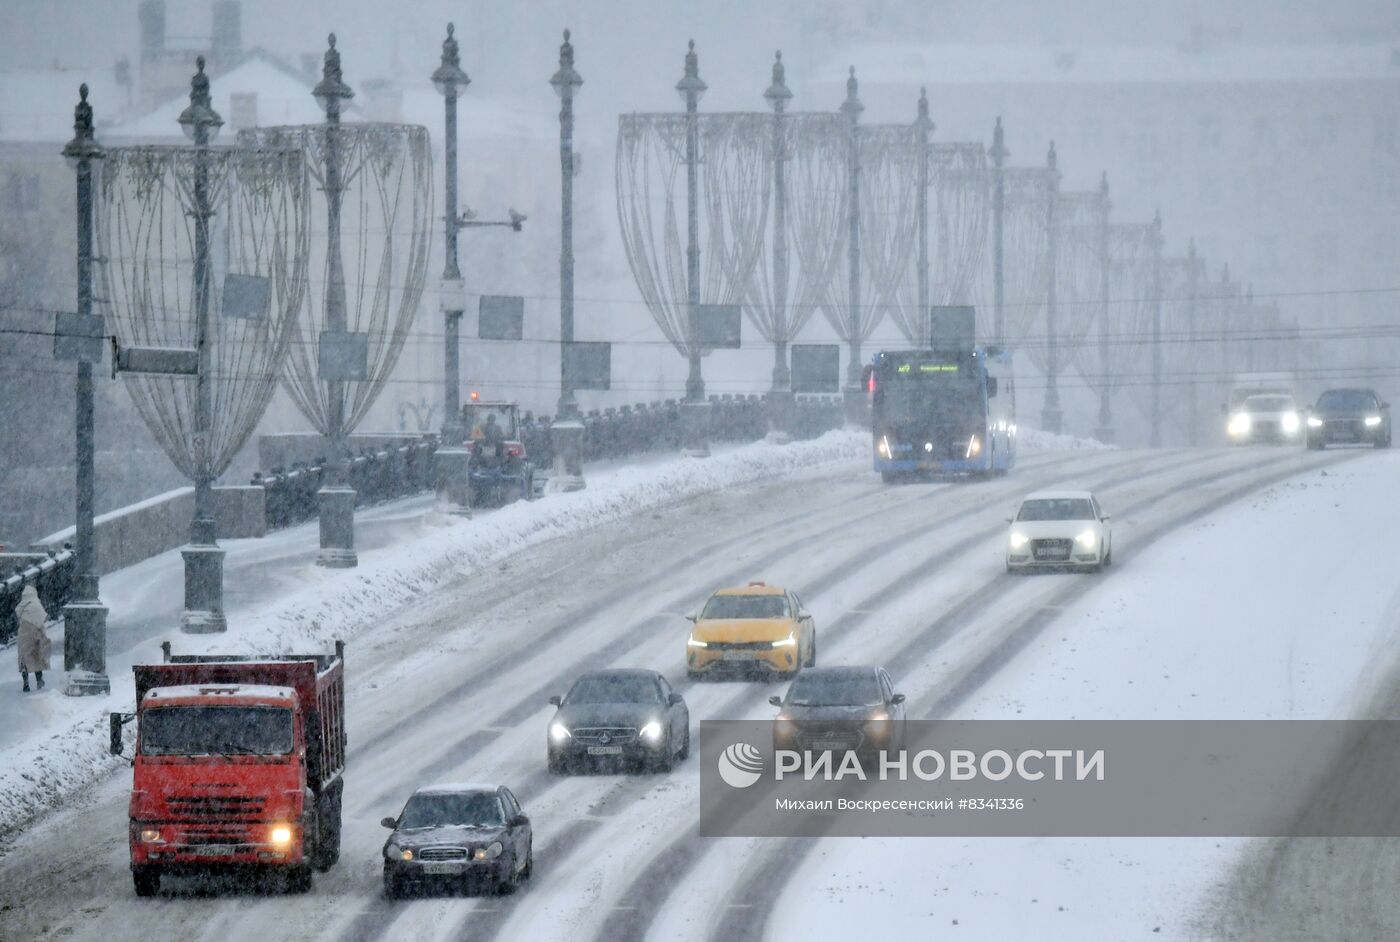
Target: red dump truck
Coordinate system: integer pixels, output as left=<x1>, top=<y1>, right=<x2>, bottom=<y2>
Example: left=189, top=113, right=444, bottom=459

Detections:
left=110, top=641, right=346, bottom=896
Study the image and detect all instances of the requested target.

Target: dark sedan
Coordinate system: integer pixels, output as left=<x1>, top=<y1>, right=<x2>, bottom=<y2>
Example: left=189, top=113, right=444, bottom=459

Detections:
left=380, top=784, right=532, bottom=898
left=547, top=669, right=690, bottom=773
left=770, top=665, right=906, bottom=761
left=1306, top=388, right=1391, bottom=449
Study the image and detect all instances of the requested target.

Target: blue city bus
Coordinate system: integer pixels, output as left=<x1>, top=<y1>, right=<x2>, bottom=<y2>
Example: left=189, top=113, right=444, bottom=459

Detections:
left=866, top=347, right=1016, bottom=482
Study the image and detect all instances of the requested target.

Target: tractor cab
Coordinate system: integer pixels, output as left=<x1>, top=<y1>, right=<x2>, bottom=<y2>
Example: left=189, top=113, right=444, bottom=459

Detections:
left=460, top=398, right=535, bottom=505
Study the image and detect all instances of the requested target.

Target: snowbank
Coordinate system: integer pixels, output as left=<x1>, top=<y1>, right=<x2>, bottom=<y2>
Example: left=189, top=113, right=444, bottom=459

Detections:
left=1019, top=427, right=1115, bottom=452
left=0, top=428, right=865, bottom=840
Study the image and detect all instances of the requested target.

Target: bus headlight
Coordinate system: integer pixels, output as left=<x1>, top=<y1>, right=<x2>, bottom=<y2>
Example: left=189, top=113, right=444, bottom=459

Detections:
left=965, top=436, right=981, bottom=458
left=877, top=436, right=892, bottom=460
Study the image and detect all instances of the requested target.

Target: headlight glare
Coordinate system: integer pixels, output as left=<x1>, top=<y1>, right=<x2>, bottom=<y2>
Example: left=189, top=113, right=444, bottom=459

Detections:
left=1307, top=416, right=1323, bottom=428
left=1075, top=530, right=1097, bottom=547
left=1227, top=413, right=1251, bottom=437
left=877, top=435, right=892, bottom=460
left=639, top=720, right=664, bottom=742
left=474, top=841, right=503, bottom=860
left=686, top=635, right=708, bottom=648
left=269, top=825, right=293, bottom=846
left=1365, top=415, right=1383, bottom=427
left=1009, top=531, right=1029, bottom=549
left=1281, top=412, right=1300, bottom=432
left=549, top=722, right=572, bottom=743
left=771, top=631, right=797, bottom=648
left=140, top=828, right=164, bottom=843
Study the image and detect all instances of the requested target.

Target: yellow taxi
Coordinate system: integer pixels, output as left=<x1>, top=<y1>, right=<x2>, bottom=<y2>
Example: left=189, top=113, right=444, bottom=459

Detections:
left=685, top=582, right=816, bottom=679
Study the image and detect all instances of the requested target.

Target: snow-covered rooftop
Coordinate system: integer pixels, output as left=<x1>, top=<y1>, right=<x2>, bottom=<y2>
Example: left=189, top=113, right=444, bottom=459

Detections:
left=143, top=683, right=296, bottom=702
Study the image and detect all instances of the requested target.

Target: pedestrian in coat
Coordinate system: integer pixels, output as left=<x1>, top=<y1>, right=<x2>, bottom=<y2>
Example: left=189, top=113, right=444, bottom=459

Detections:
left=17, top=584, right=51, bottom=692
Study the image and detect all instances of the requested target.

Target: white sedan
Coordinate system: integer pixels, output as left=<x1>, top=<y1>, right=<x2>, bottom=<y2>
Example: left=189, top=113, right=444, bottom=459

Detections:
left=1005, top=490, right=1112, bottom=573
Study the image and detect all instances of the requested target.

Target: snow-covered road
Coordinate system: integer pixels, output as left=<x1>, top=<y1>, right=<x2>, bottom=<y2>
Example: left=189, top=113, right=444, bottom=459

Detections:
left=0, top=441, right=1387, bottom=942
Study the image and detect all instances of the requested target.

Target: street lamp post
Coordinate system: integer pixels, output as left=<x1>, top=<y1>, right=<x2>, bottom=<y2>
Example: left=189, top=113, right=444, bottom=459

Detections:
left=990, top=117, right=1007, bottom=346
left=677, top=40, right=711, bottom=457
left=1041, top=141, right=1062, bottom=434
left=840, top=67, right=864, bottom=423
left=432, top=23, right=472, bottom=513
left=1093, top=171, right=1114, bottom=443
left=313, top=34, right=358, bottom=568
left=61, top=84, right=110, bottom=692
left=1149, top=209, right=1164, bottom=447
left=764, top=51, right=794, bottom=439
left=914, top=88, right=932, bottom=346
left=1185, top=238, right=1199, bottom=446
left=176, top=57, right=228, bottom=630
left=550, top=28, right=586, bottom=490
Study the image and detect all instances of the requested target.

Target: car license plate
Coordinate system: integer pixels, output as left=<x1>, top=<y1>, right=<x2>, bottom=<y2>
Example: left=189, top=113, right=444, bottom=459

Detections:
left=422, top=862, right=463, bottom=875
left=192, top=845, right=236, bottom=857
left=720, top=651, right=753, bottom=661
left=587, top=745, right=623, bottom=756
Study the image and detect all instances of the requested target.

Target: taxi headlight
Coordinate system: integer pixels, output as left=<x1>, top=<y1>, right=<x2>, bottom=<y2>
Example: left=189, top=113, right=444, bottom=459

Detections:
left=1227, top=413, right=1251, bottom=437
left=1307, top=415, right=1323, bottom=428
left=549, top=722, right=572, bottom=743
left=639, top=720, right=664, bottom=742
left=1075, top=530, right=1097, bottom=547
left=686, top=634, right=708, bottom=648
left=269, top=825, right=293, bottom=847
left=771, top=631, right=797, bottom=648
left=140, top=828, right=164, bottom=843
left=1009, top=531, right=1030, bottom=549
left=474, top=841, right=504, bottom=861
left=1366, top=415, right=1383, bottom=427
left=1281, top=412, right=1300, bottom=433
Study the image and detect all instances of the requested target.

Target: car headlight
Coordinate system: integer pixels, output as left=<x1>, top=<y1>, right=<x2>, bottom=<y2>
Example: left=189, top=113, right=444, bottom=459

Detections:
left=686, top=634, right=708, bottom=648
left=877, top=435, right=892, bottom=460
left=864, top=711, right=892, bottom=737
left=774, top=716, right=796, bottom=737
left=1009, top=531, right=1029, bottom=549
left=1307, top=416, right=1323, bottom=428
left=549, top=722, right=572, bottom=743
left=386, top=843, right=412, bottom=861
left=1227, top=413, right=1251, bottom=437
left=139, top=828, right=164, bottom=843
left=1075, top=530, right=1097, bottom=547
left=269, top=825, right=293, bottom=847
left=474, top=841, right=504, bottom=861
left=1366, top=415, right=1383, bottom=427
left=1281, top=412, right=1300, bottom=433
left=639, top=720, right=664, bottom=742
left=771, top=631, right=797, bottom=648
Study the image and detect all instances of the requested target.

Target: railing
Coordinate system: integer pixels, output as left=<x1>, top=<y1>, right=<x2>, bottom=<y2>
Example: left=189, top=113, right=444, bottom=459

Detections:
left=252, top=395, right=846, bottom=533
left=0, top=546, right=75, bottom=645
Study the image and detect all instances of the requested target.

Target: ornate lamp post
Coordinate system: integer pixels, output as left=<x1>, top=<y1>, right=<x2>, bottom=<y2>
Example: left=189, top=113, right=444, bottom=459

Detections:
left=431, top=23, right=472, bottom=513
left=677, top=40, right=711, bottom=457
left=913, top=88, right=932, bottom=345
left=313, top=35, right=358, bottom=568
left=61, top=85, right=109, bottom=691
left=1041, top=141, right=1062, bottom=434
left=550, top=28, right=586, bottom=490
left=764, top=50, right=795, bottom=437
left=176, top=58, right=228, bottom=630
left=840, top=67, right=864, bottom=421
left=990, top=117, right=1007, bottom=345
left=1093, top=171, right=1114, bottom=443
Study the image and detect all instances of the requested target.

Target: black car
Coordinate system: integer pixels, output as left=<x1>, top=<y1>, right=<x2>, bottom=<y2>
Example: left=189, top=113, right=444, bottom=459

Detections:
left=380, top=784, right=532, bottom=898
left=1306, top=388, right=1391, bottom=449
left=547, top=669, right=690, bottom=774
left=769, top=665, right=906, bottom=760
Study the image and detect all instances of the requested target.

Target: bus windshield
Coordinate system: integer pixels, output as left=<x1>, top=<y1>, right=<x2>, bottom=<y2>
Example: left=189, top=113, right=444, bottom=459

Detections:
left=880, top=356, right=981, bottom=425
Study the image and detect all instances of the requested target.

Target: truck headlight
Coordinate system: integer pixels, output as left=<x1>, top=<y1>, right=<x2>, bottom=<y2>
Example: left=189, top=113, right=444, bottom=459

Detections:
left=1281, top=412, right=1300, bottom=433
left=1307, top=416, right=1323, bottom=428
left=1075, top=530, right=1097, bottom=547
left=771, top=632, right=797, bottom=648
left=686, top=635, right=708, bottom=648
left=270, top=825, right=293, bottom=847
left=475, top=842, right=503, bottom=860
left=1009, top=531, right=1029, bottom=549
left=139, top=829, right=164, bottom=843
left=1366, top=415, right=1383, bottom=427
left=549, top=722, right=572, bottom=743
left=639, top=720, right=664, bottom=742
left=1227, top=413, right=1251, bottom=437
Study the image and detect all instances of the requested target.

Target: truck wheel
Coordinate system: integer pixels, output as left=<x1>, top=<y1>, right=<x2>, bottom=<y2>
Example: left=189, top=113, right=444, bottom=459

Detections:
left=286, top=865, right=313, bottom=894
left=132, top=867, right=160, bottom=897
left=315, top=786, right=342, bottom=872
